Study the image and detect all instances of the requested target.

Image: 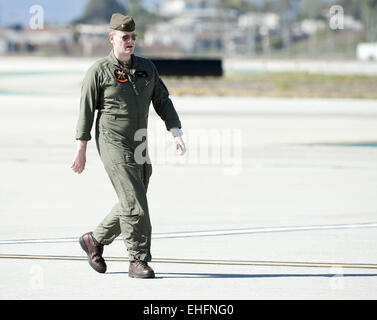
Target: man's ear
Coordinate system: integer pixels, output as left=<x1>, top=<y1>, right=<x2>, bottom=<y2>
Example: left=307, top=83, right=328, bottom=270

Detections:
left=109, top=31, right=114, bottom=44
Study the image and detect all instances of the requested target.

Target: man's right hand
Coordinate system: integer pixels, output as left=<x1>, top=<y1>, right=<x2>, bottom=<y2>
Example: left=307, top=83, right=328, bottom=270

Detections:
left=71, top=140, right=87, bottom=174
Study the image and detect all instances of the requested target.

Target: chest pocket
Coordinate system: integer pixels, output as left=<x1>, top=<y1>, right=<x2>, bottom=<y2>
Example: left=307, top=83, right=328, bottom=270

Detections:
left=135, top=71, right=153, bottom=96
left=103, top=77, right=122, bottom=99
left=103, top=75, right=134, bottom=108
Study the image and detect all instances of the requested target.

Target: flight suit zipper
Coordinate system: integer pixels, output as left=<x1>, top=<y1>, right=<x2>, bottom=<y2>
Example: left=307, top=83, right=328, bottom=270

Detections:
left=125, top=71, right=142, bottom=147
left=127, top=73, right=139, bottom=96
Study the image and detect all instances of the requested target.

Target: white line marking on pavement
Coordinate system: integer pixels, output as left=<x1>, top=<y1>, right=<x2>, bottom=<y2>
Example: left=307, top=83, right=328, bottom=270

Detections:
left=0, top=222, right=376, bottom=245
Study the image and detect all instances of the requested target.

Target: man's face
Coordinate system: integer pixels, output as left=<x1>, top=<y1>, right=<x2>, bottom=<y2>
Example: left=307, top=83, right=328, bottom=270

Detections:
left=110, top=30, right=137, bottom=55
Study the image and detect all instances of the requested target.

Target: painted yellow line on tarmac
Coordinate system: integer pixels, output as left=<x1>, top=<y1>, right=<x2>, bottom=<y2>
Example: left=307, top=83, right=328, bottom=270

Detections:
left=0, top=254, right=377, bottom=269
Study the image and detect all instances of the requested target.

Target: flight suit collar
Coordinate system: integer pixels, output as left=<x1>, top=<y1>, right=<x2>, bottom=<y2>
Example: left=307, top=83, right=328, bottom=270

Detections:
left=108, top=50, right=136, bottom=75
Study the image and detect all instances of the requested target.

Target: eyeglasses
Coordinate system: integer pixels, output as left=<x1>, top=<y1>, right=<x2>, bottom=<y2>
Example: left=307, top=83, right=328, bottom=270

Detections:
left=120, top=33, right=137, bottom=42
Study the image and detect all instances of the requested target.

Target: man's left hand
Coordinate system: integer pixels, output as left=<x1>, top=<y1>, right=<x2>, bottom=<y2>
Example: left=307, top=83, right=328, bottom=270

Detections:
left=169, top=127, right=186, bottom=156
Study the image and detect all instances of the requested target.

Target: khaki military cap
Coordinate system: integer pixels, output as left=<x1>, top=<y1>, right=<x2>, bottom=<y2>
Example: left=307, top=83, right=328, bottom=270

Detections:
left=109, top=13, right=135, bottom=32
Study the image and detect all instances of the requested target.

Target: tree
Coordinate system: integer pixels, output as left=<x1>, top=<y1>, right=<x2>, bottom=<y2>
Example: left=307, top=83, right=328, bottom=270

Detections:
left=360, top=0, right=377, bottom=41
left=299, top=0, right=327, bottom=20
left=217, top=0, right=254, bottom=14
left=271, top=0, right=301, bottom=51
left=339, top=0, right=362, bottom=20
left=76, top=0, right=126, bottom=24
left=127, top=0, right=159, bottom=35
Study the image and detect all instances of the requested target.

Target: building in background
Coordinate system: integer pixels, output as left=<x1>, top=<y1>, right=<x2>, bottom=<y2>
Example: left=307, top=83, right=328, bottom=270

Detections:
left=0, top=0, right=371, bottom=59
left=142, top=0, right=238, bottom=56
left=0, top=26, right=73, bottom=55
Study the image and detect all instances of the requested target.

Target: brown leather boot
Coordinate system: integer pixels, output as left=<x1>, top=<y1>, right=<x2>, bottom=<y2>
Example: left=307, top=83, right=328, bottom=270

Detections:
left=129, top=260, right=155, bottom=279
left=79, top=232, right=107, bottom=273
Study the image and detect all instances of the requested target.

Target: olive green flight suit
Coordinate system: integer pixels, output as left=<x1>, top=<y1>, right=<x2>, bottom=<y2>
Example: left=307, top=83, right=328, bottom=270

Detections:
left=75, top=50, right=182, bottom=262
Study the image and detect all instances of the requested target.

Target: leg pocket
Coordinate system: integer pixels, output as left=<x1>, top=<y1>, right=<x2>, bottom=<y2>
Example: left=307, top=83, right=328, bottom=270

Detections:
left=102, top=136, right=135, bottom=165
left=110, top=162, right=149, bottom=218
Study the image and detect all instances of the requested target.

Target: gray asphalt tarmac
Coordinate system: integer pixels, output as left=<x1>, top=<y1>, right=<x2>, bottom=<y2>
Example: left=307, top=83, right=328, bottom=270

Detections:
left=0, top=62, right=377, bottom=300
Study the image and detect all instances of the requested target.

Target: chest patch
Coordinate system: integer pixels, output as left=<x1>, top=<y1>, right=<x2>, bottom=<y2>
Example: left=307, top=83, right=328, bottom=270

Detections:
left=114, top=68, right=128, bottom=83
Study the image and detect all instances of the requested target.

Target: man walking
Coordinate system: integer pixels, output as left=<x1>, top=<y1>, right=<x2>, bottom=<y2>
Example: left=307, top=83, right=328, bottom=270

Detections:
left=71, top=13, right=186, bottom=278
